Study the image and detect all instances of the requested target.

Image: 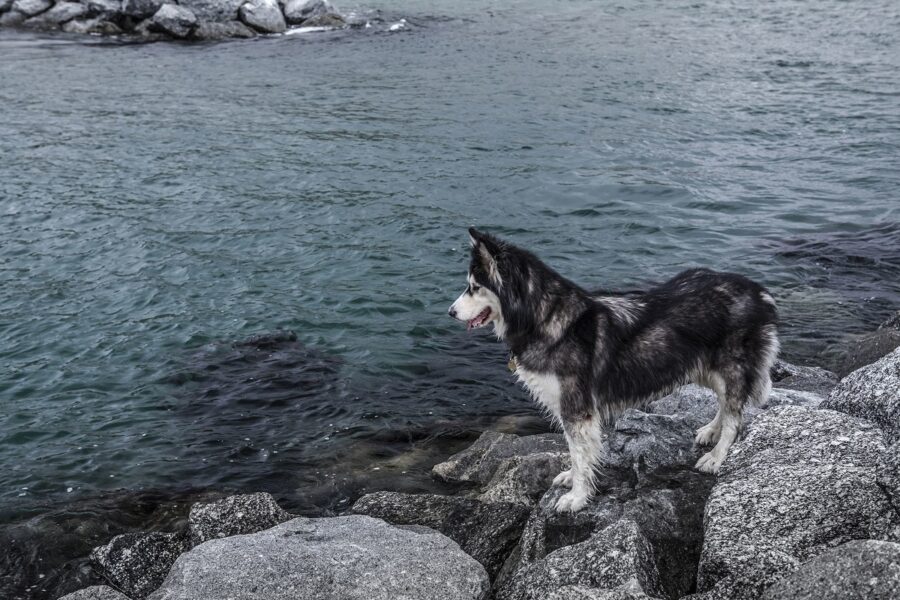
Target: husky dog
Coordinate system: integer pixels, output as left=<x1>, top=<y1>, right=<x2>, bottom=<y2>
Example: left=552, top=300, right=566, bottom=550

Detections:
left=448, top=228, right=779, bottom=513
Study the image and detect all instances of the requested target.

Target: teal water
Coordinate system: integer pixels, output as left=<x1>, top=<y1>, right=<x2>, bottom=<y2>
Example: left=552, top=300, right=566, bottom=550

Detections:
left=1, top=0, right=899, bottom=596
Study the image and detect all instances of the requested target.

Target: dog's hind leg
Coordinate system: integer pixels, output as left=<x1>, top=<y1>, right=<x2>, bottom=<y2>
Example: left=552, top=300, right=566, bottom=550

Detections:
left=555, top=414, right=602, bottom=512
left=694, top=372, right=727, bottom=446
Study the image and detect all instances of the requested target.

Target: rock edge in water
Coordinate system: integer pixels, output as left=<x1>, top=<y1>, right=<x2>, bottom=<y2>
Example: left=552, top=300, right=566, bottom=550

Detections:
left=0, top=0, right=349, bottom=40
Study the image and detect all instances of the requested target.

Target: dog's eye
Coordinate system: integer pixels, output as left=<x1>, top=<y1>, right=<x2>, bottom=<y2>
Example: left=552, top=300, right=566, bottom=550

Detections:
left=471, top=285, right=481, bottom=293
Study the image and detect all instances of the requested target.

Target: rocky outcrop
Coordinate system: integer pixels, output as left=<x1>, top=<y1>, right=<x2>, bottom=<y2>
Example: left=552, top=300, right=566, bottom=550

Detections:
left=149, top=515, right=490, bottom=600
left=822, top=346, right=900, bottom=441
left=824, top=311, right=900, bottom=377
left=0, top=0, right=351, bottom=39
left=58, top=586, right=132, bottom=600
left=90, top=531, right=189, bottom=599
left=760, top=539, right=900, bottom=600
left=495, top=520, right=664, bottom=600
left=696, top=406, right=900, bottom=600
left=237, top=0, right=283, bottom=33
left=188, top=491, right=293, bottom=545
left=351, top=491, right=529, bottom=579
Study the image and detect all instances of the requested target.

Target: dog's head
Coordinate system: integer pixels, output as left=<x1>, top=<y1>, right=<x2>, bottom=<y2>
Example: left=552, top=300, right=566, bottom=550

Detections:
left=448, top=228, right=509, bottom=337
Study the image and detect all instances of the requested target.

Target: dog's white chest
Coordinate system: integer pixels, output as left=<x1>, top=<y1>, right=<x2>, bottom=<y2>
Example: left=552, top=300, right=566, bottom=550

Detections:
left=514, top=365, right=562, bottom=418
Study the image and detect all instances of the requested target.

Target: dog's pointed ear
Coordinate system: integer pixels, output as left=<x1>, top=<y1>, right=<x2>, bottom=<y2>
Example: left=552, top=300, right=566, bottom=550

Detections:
left=468, top=228, right=503, bottom=285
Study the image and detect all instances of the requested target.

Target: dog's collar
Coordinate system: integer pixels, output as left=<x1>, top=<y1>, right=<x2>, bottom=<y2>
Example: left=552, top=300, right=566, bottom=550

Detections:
left=507, top=354, right=518, bottom=372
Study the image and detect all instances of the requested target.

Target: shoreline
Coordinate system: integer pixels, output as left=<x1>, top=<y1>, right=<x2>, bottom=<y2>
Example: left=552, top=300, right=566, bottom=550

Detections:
left=17, top=309, right=899, bottom=600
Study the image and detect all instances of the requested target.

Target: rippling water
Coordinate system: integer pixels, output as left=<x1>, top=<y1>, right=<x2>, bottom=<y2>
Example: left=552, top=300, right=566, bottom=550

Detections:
left=1, top=0, right=899, bottom=596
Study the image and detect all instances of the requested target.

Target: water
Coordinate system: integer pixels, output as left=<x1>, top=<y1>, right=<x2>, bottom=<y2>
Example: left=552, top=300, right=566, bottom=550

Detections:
left=1, top=0, right=899, bottom=596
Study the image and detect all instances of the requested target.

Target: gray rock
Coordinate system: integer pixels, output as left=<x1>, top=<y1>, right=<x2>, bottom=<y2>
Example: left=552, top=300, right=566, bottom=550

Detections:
left=58, top=586, right=133, bottom=600
left=761, top=539, right=900, bottom=600
left=696, top=406, right=900, bottom=600
left=547, top=582, right=660, bottom=600
left=770, top=359, right=838, bottom=396
left=61, top=15, right=121, bottom=33
left=645, top=384, right=718, bottom=424
left=603, top=409, right=703, bottom=471
left=351, top=491, right=529, bottom=579
left=150, top=4, right=196, bottom=38
left=238, top=0, right=284, bottom=33
left=877, top=441, right=900, bottom=513
left=299, top=11, right=343, bottom=27
left=188, top=492, right=294, bottom=545
left=478, top=450, right=570, bottom=506
left=879, top=310, right=900, bottom=331
left=177, top=0, right=243, bottom=22
left=0, top=0, right=14, bottom=14
left=85, top=0, right=122, bottom=15
left=825, top=327, right=900, bottom=378
left=496, top=520, right=664, bottom=600
left=0, top=8, right=25, bottom=24
left=91, top=531, right=189, bottom=599
left=514, top=470, right=713, bottom=600
left=193, top=19, right=256, bottom=38
left=149, top=515, right=490, bottom=600
left=23, top=1, right=86, bottom=27
left=822, top=346, right=900, bottom=441
left=11, top=0, right=50, bottom=17
left=433, top=431, right=567, bottom=486
left=282, top=0, right=330, bottom=24
left=121, top=0, right=163, bottom=19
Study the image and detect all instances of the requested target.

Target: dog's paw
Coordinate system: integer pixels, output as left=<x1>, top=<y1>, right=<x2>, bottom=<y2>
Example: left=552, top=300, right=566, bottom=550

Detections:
left=554, top=490, right=589, bottom=513
left=694, top=423, right=720, bottom=446
left=695, top=451, right=725, bottom=474
left=552, top=469, right=573, bottom=487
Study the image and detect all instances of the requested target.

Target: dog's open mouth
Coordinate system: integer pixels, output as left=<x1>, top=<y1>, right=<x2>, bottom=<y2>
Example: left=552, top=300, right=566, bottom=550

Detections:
left=467, top=307, right=492, bottom=330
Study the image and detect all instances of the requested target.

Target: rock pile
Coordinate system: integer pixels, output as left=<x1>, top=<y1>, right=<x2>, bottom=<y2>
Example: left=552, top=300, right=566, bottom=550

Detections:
left=60, top=348, right=900, bottom=600
left=0, top=0, right=346, bottom=40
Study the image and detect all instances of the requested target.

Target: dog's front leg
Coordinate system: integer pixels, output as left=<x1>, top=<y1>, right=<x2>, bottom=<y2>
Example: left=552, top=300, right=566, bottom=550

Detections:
left=555, top=413, right=602, bottom=513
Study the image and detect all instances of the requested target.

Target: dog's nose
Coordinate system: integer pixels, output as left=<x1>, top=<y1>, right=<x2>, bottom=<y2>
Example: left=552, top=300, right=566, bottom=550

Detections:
left=448, top=307, right=457, bottom=319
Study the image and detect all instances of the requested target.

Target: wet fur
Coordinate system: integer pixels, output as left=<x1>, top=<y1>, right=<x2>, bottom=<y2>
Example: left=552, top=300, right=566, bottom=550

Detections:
left=449, top=229, right=779, bottom=512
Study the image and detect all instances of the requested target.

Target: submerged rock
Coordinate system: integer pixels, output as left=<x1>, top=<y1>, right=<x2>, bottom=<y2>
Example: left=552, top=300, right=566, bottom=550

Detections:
left=760, top=539, right=900, bottom=600
left=91, top=531, right=189, bottom=599
left=432, top=431, right=567, bottom=486
left=61, top=15, right=120, bottom=33
left=149, top=515, right=490, bottom=600
left=496, top=520, right=664, bottom=600
left=150, top=3, right=197, bottom=38
left=238, top=0, right=285, bottom=33
left=58, top=586, right=132, bottom=600
left=188, top=491, right=293, bottom=545
left=352, top=491, right=529, bottom=579
left=696, top=406, right=900, bottom=600
left=822, top=346, right=900, bottom=441
left=193, top=18, right=255, bottom=39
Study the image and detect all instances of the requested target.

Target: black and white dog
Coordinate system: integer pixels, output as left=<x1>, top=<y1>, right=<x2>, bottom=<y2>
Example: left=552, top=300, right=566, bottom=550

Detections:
left=448, top=229, right=779, bottom=513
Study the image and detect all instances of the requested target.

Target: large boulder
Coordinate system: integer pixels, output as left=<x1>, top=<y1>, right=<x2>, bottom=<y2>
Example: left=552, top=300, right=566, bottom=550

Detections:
left=121, top=0, right=163, bottom=19
left=495, top=520, right=664, bottom=600
left=770, top=359, right=838, bottom=396
left=177, top=0, right=243, bottom=21
left=602, top=409, right=703, bottom=472
left=511, top=470, right=713, bottom=600
left=188, top=492, right=293, bottom=545
left=478, top=450, right=570, bottom=506
left=696, top=406, right=900, bottom=600
left=760, top=539, right=900, bottom=600
left=11, top=0, right=50, bottom=16
left=150, top=3, right=197, bottom=38
left=433, top=432, right=567, bottom=486
left=58, top=586, right=132, bottom=600
left=23, top=1, right=86, bottom=26
left=351, top=491, right=529, bottom=579
left=238, top=0, right=285, bottom=33
left=822, top=346, right=900, bottom=441
left=282, top=0, right=332, bottom=24
left=91, top=531, right=189, bottom=599
left=149, top=515, right=490, bottom=600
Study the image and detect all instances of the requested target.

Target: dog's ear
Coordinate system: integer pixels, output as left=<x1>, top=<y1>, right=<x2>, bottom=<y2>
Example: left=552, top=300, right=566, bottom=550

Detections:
left=468, top=228, right=502, bottom=285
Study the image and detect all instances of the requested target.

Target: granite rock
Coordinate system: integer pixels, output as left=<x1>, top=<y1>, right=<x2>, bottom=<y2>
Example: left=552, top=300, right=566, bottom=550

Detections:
left=150, top=3, right=196, bottom=38
left=822, top=346, right=900, bottom=441
left=760, top=539, right=900, bottom=600
left=58, top=586, right=133, bottom=600
left=91, top=531, right=189, bottom=599
left=149, top=515, right=490, bottom=600
left=238, top=0, right=285, bottom=33
left=352, top=491, right=529, bottom=579
left=188, top=492, right=293, bottom=545
left=433, top=431, right=567, bottom=486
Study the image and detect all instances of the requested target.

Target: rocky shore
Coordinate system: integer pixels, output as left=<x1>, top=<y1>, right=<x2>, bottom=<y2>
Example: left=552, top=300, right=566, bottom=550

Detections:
left=0, top=0, right=351, bottom=40
left=57, top=312, right=900, bottom=600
